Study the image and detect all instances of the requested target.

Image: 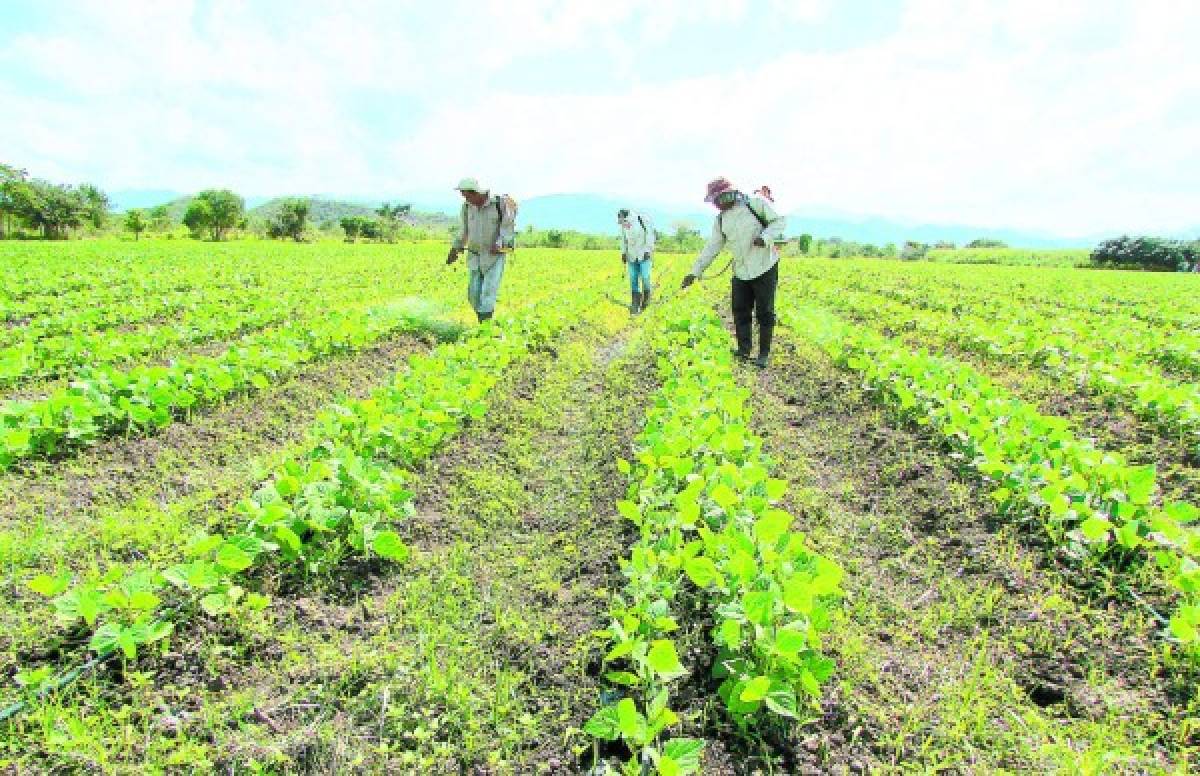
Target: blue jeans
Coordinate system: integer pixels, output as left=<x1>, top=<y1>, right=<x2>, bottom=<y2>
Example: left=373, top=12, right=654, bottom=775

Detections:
left=627, top=259, right=652, bottom=294
left=467, top=255, right=506, bottom=314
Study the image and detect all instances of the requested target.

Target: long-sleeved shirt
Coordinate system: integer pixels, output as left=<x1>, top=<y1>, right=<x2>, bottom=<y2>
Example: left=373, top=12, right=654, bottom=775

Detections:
left=690, top=197, right=786, bottom=281
left=620, top=211, right=655, bottom=262
left=452, top=193, right=517, bottom=272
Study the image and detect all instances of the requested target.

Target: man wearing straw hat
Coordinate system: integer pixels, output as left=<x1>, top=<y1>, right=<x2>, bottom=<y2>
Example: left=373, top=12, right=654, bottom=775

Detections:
left=681, top=177, right=786, bottom=368
left=446, top=177, right=517, bottom=323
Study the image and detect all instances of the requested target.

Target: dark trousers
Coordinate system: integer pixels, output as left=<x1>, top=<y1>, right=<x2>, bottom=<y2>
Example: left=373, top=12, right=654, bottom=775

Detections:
left=731, top=263, right=778, bottom=356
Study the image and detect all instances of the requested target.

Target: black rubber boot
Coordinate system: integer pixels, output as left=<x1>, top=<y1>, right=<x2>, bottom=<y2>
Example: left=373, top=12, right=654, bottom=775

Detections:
left=641, top=288, right=651, bottom=310
left=477, top=310, right=493, bottom=323
left=630, top=291, right=642, bottom=315
left=732, top=320, right=753, bottom=361
left=755, top=323, right=774, bottom=369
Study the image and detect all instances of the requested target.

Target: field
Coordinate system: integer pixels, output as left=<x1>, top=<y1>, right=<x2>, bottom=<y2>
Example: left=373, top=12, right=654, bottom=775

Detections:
left=1, top=241, right=1199, bottom=774
left=925, top=248, right=1091, bottom=267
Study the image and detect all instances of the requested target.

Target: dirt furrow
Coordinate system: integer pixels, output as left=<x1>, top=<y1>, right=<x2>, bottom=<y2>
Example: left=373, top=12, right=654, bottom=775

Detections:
left=743, top=332, right=1192, bottom=773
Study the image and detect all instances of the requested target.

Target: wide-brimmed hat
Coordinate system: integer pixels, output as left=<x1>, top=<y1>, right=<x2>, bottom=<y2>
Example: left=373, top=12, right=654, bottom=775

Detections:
left=455, top=177, right=483, bottom=192
left=704, top=177, right=735, bottom=202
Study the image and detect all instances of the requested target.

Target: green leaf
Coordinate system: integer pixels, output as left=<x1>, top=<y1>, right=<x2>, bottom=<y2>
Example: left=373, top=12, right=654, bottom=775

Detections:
left=372, top=531, right=410, bottom=562
left=647, top=639, right=687, bottom=680
left=710, top=483, right=738, bottom=511
left=583, top=704, right=621, bottom=741
left=604, top=671, right=640, bottom=686
left=616, top=500, right=643, bottom=526
left=740, top=675, right=771, bottom=702
left=743, top=590, right=775, bottom=625
left=1079, top=516, right=1112, bottom=542
left=775, top=626, right=808, bottom=655
left=215, top=541, right=254, bottom=573
left=661, top=739, right=704, bottom=774
left=27, top=572, right=70, bottom=597
left=275, top=475, right=301, bottom=498
left=753, top=509, right=792, bottom=546
left=764, top=684, right=799, bottom=719
left=616, top=698, right=649, bottom=743
left=716, top=618, right=742, bottom=649
left=683, top=556, right=721, bottom=588
left=765, top=478, right=788, bottom=500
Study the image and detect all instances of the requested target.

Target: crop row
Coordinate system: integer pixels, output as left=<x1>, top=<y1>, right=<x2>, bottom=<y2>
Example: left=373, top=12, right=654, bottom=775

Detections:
left=780, top=301, right=1200, bottom=648
left=0, top=301, right=459, bottom=469
left=788, top=278, right=1200, bottom=460
left=0, top=262, right=449, bottom=392
left=14, top=296, right=584, bottom=705
left=786, top=259, right=1200, bottom=331
left=585, top=306, right=844, bottom=775
left=801, top=270, right=1200, bottom=379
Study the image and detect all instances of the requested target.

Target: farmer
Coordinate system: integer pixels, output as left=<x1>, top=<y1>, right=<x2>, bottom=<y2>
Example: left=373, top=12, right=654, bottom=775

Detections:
left=681, top=177, right=786, bottom=368
left=617, top=208, right=655, bottom=314
left=446, top=178, right=517, bottom=323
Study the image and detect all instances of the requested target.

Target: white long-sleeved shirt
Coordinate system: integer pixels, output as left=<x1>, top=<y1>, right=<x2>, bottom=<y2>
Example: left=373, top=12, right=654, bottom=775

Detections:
left=452, top=193, right=517, bottom=271
left=690, top=197, right=786, bottom=281
left=620, top=211, right=655, bottom=262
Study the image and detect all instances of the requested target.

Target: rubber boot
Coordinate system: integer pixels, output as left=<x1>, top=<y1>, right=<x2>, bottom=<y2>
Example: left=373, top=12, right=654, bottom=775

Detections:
left=732, top=320, right=753, bottom=361
left=641, top=288, right=651, bottom=310
left=755, top=323, right=774, bottom=369
left=477, top=310, right=493, bottom=323
left=630, top=291, right=642, bottom=315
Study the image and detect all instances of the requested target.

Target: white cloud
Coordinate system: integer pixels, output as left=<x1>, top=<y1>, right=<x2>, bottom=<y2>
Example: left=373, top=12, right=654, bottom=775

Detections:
left=2, top=0, right=1198, bottom=235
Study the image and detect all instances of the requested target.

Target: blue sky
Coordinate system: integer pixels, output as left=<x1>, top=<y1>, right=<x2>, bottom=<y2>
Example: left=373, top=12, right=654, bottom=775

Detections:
left=1, top=0, right=1198, bottom=236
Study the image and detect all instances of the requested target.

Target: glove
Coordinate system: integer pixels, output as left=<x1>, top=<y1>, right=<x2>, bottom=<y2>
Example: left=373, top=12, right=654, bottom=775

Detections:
left=681, top=274, right=696, bottom=289
left=752, top=237, right=766, bottom=247
left=643, top=252, right=650, bottom=261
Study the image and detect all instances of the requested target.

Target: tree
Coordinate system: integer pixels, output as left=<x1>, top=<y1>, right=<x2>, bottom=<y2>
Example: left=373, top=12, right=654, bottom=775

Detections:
left=124, top=209, right=147, bottom=240
left=148, top=204, right=172, bottom=232
left=77, top=183, right=110, bottom=229
left=341, top=216, right=361, bottom=242
left=182, top=198, right=213, bottom=239
left=24, top=181, right=86, bottom=239
left=267, top=198, right=309, bottom=241
left=966, top=238, right=1008, bottom=249
left=375, top=202, right=412, bottom=242
left=1090, top=236, right=1198, bottom=272
left=183, top=189, right=244, bottom=240
left=900, top=241, right=928, bottom=260
left=0, top=164, right=31, bottom=238
left=796, top=233, right=813, bottom=254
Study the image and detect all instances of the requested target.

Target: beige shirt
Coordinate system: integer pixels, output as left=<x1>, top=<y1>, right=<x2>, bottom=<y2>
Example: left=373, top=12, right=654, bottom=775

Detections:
left=452, top=193, right=517, bottom=271
left=620, top=211, right=656, bottom=262
left=691, top=197, right=786, bottom=281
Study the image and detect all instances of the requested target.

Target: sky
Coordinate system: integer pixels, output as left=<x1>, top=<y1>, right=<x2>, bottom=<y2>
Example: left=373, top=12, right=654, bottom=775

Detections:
left=1, top=0, right=1198, bottom=237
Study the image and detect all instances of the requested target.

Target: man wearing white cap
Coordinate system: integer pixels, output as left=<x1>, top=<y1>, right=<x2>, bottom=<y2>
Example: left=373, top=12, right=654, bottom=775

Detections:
left=681, top=177, right=786, bottom=368
left=446, top=178, right=517, bottom=322
left=617, top=208, right=655, bottom=314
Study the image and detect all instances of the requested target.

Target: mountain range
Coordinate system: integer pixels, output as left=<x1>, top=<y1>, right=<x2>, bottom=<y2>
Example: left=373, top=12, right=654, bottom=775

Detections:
left=109, top=189, right=1196, bottom=247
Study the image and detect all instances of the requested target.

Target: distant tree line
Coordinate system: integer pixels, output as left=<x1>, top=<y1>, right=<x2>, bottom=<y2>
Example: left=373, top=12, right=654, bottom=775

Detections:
left=0, top=163, right=109, bottom=239
left=1090, top=236, right=1200, bottom=272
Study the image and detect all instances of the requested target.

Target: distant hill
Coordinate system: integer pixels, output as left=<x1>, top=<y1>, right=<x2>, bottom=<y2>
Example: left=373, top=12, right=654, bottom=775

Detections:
left=114, top=194, right=454, bottom=229
left=248, top=198, right=455, bottom=229
left=517, top=193, right=1089, bottom=248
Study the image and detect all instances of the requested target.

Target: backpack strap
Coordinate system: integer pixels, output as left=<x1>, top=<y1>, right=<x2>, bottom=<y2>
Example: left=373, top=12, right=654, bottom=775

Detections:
left=747, top=199, right=769, bottom=229
left=637, top=215, right=647, bottom=232
left=718, top=198, right=770, bottom=238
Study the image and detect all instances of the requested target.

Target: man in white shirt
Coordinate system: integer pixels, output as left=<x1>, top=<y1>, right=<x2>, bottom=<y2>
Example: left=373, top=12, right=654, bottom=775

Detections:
left=446, top=178, right=517, bottom=322
left=682, top=177, right=787, bottom=368
left=617, top=208, right=655, bottom=314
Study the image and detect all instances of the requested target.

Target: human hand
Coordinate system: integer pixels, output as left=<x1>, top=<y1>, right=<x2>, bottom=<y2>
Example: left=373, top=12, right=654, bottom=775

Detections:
left=446, top=249, right=459, bottom=265
left=681, top=274, right=696, bottom=289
